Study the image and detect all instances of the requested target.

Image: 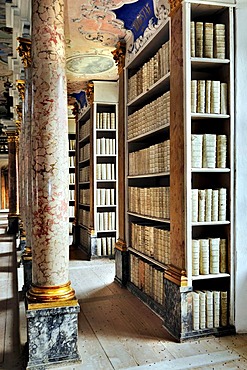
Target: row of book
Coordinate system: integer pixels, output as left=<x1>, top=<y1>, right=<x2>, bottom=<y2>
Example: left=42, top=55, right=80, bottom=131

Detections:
left=128, top=91, right=170, bottom=140
left=69, top=189, right=75, bottom=201
left=192, top=290, right=228, bottom=331
left=130, top=222, right=170, bottom=265
left=191, top=21, right=226, bottom=59
left=69, top=156, right=75, bottom=167
left=69, top=139, right=76, bottom=151
left=96, top=237, right=116, bottom=256
left=96, top=211, right=116, bottom=231
left=130, top=254, right=164, bottom=305
left=96, top=112, right=116, bottom=130
left=128, top=186, right=170, bottom=220
left=128, top=40, right=170, bottom=102
left=79, top=188, right=89, bottom=205
left=96, top=188, right=115, bottom=206
left=191, top=188, right=227, bottom=222
left=191, top=80, right=228, bottom=115
left=129, top=140, right=170, bottom=176
left=96, top=163, right=115, bottom=181
left=69, top=173, right=75, bottom=184
left=96, top=138, right=116, bottom=155
left=80, top=227, right=90, bottom=248
left=79, top=118, right=90, bottom=141
left=79, top=209, right=90, bottom=228
left=69, top=205, right=75, bottom=218
left=192, top=238, right=227, bottom=276
left=79, top=143, right=90, bottom=162
left=79, top=167, right=89, bottom=182
left=191, top=134, right=227, bottom=168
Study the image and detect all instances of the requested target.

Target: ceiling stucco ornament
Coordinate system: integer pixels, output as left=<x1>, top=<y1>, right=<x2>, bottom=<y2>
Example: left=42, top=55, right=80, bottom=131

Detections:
left=112, top=40, right=126, bottom=74
left=66, top=54, right=115, bottom=76
left=86, top=81, right=94, bottom=106
left=16, top=80, right=25, bottom=101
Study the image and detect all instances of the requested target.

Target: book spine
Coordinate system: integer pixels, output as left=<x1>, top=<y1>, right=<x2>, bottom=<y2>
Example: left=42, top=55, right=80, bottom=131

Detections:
left=195, top=22, right=204, bottom=58
left=204, top=23, right=214, bottom=58
left=209, top=237, right=220, bottom=274
left=200, top=239, right=209, bottom=275
left=191, top=21, right=195, bottom=57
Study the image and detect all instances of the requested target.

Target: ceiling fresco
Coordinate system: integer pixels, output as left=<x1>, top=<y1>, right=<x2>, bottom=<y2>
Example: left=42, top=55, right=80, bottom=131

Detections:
left=0, top=0, right=169, bottom=118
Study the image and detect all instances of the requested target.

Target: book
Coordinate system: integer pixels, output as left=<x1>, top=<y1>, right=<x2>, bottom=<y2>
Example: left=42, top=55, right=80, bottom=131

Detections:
left=214, top=291, right=220, bottom=327
left=191, top=189, right=199, bottom=222
left=192, top=239, right=200, bottom=276
left=220, top=239, right=227, bottom=273
left=203, top=134, right=216, bottom=168
left=210, top=80, right=221, bottom=114
left=197, top=80, right=206, bottom=113
left=193, top=291, right=200, bottom=330
left=195, top=22, right=204, bottom=58
left=221, top=291, right=228, bottom=326
left=198, top=189, right=206, bottom=222
left=205, top=188, right=212, bottom=222
left=199, top=291, right=206, bottom=329
left=205, top=80, right=211, bottom=113
left=217, top=135, right=227, bottom=168
left=200, top=239, right=209, bottom=275
left=191, top=21, right=195, bottom=57
left=220, top=82, right=228, bottom=114
left=209, top=238, right=220, bottom=274
left=211, top=189, right=219, bottom=221
left=204, top=23, right=214, bottom=58
left=191, top=80, right=197, bottom=113
left=191, top=134, right=203, bottom=168
left=218, top=188, right=227, bottom=221
left=214, top=23, right=226, bottom=59
left=206, top=290, right=214, bottom=328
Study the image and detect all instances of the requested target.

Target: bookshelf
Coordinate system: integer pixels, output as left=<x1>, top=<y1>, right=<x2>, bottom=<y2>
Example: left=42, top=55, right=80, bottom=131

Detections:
left=68, top=117, right=76, bottom=243
left=125, top=13, right=171, bottom=319
left=123, top=0, right=235, bottom=341
left=77, top=81, right=119, bottom=259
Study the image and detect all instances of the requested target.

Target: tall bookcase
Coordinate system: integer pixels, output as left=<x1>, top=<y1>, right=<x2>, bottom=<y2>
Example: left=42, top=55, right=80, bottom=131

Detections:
left=123, top=0, right=235, bottom=341
left=77, top=81, right=119, bottom=259
left=68, top=116, right=76, bottom=243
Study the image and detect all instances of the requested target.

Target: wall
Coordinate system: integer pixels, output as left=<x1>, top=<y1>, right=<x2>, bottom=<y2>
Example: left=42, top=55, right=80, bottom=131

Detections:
left=235, top=0, right=247, bottom=332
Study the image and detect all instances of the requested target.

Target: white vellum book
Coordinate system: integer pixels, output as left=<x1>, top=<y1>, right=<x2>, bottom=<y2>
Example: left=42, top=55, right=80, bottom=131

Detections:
left=205, top=188, right=212, bottom=222
left=198, top=189, right=206, bottom=222
left=218, top=188, right=227, bottom=221
left=206, top=290, right=214, bottom=328
left=191, top=134, right=203, bottom=168
left=200, top=239, right=209, bottom=275
left=199, top=291, right=206, bottom=329
left=209, top=238, right=220, bottom=274
left=220, top=239, right=227, bottom=273
left=192, top=239, right=200, bottom=276
left=191, top=189, right=199, bottom=222
left=193, top=291, right=200, bottom=330
left=214, top=291, right=220, bottom=327
left=97, top=238, right=102, bottom=256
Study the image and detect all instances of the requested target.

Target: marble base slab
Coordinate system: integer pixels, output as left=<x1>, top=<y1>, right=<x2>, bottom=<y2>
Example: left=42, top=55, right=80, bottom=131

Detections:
left=26, top=302, right=81, bottom=369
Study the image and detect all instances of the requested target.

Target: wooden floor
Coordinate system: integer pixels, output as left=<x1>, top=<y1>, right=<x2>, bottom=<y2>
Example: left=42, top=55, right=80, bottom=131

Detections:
left=0, top=216, right=247, bottom=369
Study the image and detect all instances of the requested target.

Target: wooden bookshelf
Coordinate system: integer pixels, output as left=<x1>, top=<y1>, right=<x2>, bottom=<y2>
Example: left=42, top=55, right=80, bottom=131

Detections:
left=121, top=0, right=235, bottom=341
left=76, top=81, right=119, bottom=259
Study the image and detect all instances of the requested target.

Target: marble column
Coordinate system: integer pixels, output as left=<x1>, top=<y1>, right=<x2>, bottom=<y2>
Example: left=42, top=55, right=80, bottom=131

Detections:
left=26, top=1, right=80, bottom=368
left=17, top=37, right=33, bottom=291
left=6, top=130, right=19, bottom=234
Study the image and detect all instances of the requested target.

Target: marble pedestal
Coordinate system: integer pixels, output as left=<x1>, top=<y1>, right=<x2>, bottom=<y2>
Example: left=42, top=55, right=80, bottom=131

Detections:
left=26, top=301, right=81, bottom=369
left=114, top=248, right=129, bottom=286
left=22, top=256, right=32, bottom=294
left=163, top=278, right=193, bottom=342
left=7, top=214, right=19, bottom=235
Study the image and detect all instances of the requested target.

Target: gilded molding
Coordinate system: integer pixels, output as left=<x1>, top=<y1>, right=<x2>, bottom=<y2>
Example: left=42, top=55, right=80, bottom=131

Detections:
left=115, top=239, right=127, bottom=252
left=16, top=79, right=25, bottom=101
left=164, top=265, right=188, bottom=286
left=168, top=0, right=182, bottom=15
left=26, top=281, right=76, bottom=303
left=27, top=299, right=79, bottom=310
left=17, top=37, right=31, bottom=68
left=112, top=40, right=126, bottom=74
left=86, top=81, right=94, bottom=106
left=6, top=131, right=19, bottom=143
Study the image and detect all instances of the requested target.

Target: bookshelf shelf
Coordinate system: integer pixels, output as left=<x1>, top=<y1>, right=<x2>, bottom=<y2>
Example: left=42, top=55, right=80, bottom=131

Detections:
left=192, top=273, right=230, bottom=281
left=192, top=221, right=230, bottom=226
left=128, top=247, right=166, bottom=270
left=76, top=81, right=118, bottom=259
left=128, top=172, right=170, bottom=179
left=127, top=212, right=170, bottom=223
left=192, top=168, right=230, bottom=173
left=191, top=113, right=230, bottom=119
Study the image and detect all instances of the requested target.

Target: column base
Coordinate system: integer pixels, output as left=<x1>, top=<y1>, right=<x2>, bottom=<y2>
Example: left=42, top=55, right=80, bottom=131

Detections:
left=26, top=301, right=81, bottom=369
left=114, top=240, right=129, bottom=286
left=7, top=214, right=19, bottom=235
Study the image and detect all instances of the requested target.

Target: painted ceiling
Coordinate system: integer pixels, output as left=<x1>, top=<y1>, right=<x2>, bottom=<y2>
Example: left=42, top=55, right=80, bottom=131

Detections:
left=0, top=0, right=169, bottom=117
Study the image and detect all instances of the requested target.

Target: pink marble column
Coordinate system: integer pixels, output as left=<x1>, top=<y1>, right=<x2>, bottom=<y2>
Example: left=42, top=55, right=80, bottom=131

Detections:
left=27, top=0, right=74, bottom=302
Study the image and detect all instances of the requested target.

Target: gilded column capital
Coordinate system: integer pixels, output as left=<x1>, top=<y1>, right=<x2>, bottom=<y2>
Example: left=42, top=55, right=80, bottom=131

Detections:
left=6, top=130, right=19, bottom=144
left=168, top=0, right=182, bottom=15
left=112, top=40, right=126, bottom=74
left=86, top=81, right=94, bottom=106
left=17, top=37, right=31, bottom=68
left=16, top=79, right=25, bottom=101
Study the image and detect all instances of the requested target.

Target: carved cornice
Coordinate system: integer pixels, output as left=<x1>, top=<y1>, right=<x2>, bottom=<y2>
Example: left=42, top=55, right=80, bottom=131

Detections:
left=168, top=0, right=182, bottom=15
left=86, top=81, right=94, bottom=106
left=17, top=37, right=31, bottom=68
left=112, top=40, right=126, bottom=74
left=16, top=79, right=25, bottom=101
left=164, top=265, right=188, bottom=287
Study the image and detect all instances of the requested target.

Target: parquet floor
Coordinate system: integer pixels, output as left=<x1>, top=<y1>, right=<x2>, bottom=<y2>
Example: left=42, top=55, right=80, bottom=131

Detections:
left=0, top=213, right=247, bottom=370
